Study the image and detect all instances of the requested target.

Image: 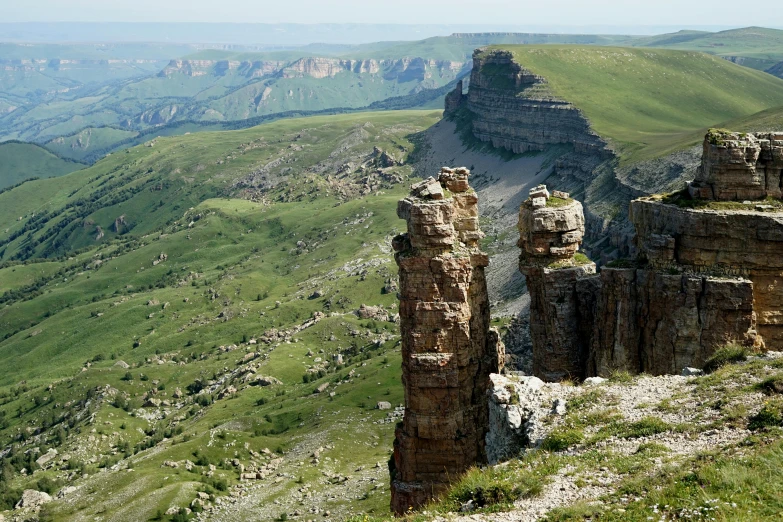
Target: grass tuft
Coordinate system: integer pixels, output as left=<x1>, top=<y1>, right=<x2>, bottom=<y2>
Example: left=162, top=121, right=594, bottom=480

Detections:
left=703, top=344, right=749, bottom=374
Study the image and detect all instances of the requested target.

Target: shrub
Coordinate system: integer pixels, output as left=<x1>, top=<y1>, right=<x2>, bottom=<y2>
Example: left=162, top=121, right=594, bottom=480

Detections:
left=703, top=344, right=748, bottom=373
left=748, top=399, right=783, bottom=430
left=758, top=374, right=783, bottom=395
left=444, top=466, right=524, bottom=511
left=622, top=417, right=671, bottom=438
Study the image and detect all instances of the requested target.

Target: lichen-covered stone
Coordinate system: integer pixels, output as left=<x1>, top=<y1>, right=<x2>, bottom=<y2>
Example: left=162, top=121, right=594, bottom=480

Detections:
left=390, top=167, right=502, bottom=514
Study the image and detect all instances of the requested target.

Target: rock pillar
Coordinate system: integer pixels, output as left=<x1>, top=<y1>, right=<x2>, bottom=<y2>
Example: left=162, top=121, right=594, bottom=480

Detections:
left=390, top=167, right=502, bottom=514
left=517, top=186, right=596, bottom=382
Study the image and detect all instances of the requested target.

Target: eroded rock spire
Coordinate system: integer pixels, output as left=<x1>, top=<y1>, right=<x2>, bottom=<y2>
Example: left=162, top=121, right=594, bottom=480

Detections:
left=390, top=167, right=503, bottom=514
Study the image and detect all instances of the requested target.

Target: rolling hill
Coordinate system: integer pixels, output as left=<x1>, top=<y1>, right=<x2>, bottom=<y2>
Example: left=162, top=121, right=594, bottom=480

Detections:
left=0, top=141, right=82, bottom=190
left=628, top=26, right=783, bottom=73
left=0, top=110, right=446, bottom=520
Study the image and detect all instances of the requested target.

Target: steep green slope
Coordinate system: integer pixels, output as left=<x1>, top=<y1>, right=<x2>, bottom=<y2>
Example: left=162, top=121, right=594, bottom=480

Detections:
left=0, top=110, right=443, bottom=519
left=0, top=141, right=82, bottom=189
left=497, top=45, right=783, bottom=162
left=630, top=27, right=783, bottom=71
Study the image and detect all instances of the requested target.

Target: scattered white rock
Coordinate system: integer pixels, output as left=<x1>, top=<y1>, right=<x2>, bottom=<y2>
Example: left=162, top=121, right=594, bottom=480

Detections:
left=15, top=490, right=52, bottom=509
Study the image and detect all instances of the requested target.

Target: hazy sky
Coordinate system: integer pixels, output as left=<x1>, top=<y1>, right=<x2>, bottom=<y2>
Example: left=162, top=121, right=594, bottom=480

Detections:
left=4, top=0, right=781, bottom=27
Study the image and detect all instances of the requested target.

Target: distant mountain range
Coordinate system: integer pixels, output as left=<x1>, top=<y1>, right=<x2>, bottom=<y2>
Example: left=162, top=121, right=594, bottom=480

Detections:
left=0, top=27, right=782, bottom=168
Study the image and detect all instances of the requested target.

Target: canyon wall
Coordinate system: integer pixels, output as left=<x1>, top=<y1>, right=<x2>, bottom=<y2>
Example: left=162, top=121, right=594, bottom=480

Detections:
left=160, top=57, right=468, bottom=82
left=390, top=168, right=502, bottom=514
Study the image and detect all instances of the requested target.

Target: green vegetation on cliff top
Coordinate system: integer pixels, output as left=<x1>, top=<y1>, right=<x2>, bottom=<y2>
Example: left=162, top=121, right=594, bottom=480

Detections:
left=491, top=45, right=783, bottom=163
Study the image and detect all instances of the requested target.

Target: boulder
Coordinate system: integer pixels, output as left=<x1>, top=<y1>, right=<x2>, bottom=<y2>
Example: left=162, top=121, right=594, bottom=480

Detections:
left=15, top=490, right=52, bottom=509
left=485, top=374, right=548, bottom=464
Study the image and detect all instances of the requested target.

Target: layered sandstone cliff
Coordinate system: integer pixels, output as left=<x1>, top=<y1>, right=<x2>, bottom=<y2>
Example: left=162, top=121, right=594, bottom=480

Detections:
left=456, top=49, right=608, bottom=156
left=687, top=130, right=783, bottom=200
left=390, top=168, right=502, bottom=514
left=445, top=48, right=700, bottom=261
left=519, top=129, right=780, bottom=379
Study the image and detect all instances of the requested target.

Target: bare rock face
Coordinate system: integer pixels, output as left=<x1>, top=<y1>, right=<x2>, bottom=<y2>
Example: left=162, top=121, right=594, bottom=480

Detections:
left=15, top=489, right=52, bottom=509
left=518, top=186, right=596, bottom=381
left=589, top=268, right=758, bottom=376
left=518, top=186, right=585, bottom=262
left=390, top=167, right=502, bottom=514
left=630, top=198, right=778, bottom=346
left=485, top=373, right=547, bottom=464
left=519, top=168, right=768, bottom=380
left=688, top=130, right=783, bottom=200
left=464, top=49, right=608, bottom=156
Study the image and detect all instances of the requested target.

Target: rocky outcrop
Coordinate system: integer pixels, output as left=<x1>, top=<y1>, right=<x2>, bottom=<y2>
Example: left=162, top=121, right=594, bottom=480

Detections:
left=485, top=373, right=548, bottom=464
left=630, top=196, right=782, bottom=345
left=390, top=167, right=502, bottom=514
left=160, top=59, right=289, bottom=78
left=688, top=130, right=783, bottom=200
left=444, top=79, right=465, bottom=114
left=464, top=49, right=609, bottom=156
left=282, top=57, right=465, bottom=81
left=588, top=268, right=758, bottom=375
left=517, top=187, right=596, bottom=381
left=519, top=138, right=777, bottom=380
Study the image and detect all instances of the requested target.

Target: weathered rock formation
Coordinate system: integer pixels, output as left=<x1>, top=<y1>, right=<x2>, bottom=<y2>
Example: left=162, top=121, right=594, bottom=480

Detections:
left=390, top=167, right=502, bottom=514
left=517, top=187, right=596, bottom=381
left=445, top=48, right=701, bottom=261
left=485, top=373, right=549, bottom=464
left=520, top=131, right=783, bottom=380
left=688, top=130, right=783, bottom=200
left=458, top=50, right=609, bottom=156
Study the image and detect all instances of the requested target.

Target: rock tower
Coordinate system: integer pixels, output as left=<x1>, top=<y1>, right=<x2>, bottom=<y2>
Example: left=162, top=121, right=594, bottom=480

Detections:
left=517, top=186, right=596, bottom=381
left=390, top=167, right=503, bottom=514
left=519, top=130, right=783, bottom=380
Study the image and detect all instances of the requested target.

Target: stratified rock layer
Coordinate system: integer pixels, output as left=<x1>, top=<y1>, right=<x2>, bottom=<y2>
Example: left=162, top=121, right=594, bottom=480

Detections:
left=588, top=268, right=757, bottom=376
left=519, top=141, right=775, bottom=380
left=465, top=50, right=608, bottom=156
left=517, top=188, right=596, bottom=381
left=688, top=130, right=783, bottom=200
left=630, top=199, right=779, bottom=344
left=390, top=168, right=502, bottom=514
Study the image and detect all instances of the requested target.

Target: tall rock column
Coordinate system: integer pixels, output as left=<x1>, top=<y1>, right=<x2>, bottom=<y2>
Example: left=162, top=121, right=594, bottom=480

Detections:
left=518, top=186, right=596, bottom=382
left=390, top=167, right=502, bottom=514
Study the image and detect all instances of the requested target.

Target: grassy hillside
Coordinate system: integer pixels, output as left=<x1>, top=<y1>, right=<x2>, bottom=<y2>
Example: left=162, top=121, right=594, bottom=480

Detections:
left=44, top=127, right=139, bottom=162
left=630, top=27, right=783, bottom=71
left=339, top=33, right=634, bottom=61
left=0, top=110, right=444, bottom=520
left=495, top=45, right=783, bottom=162
left=0, top=141, right=82, bottom=189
